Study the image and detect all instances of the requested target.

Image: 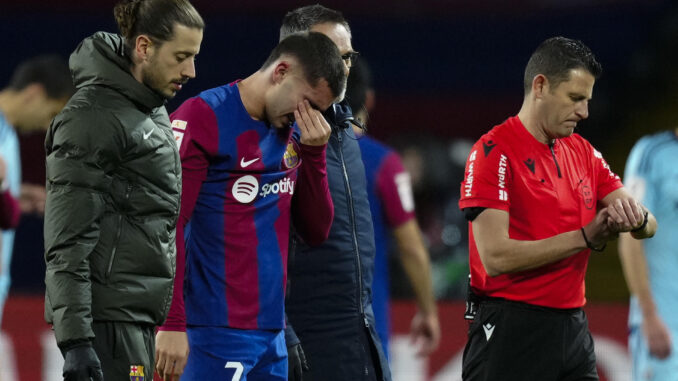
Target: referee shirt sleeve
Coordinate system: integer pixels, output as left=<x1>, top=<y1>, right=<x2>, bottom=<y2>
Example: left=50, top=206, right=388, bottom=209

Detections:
left=459, top=137, right=512, bottom=213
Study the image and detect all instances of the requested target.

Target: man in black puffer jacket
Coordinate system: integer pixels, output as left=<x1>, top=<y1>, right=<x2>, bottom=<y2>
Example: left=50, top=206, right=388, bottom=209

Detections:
left=44, top=1, right=203, bottom=380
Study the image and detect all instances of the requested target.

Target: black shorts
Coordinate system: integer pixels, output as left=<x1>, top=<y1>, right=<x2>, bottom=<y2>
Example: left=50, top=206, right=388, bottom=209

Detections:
left=91, top=321, right=155, bottom=380
left=462, top=298, right=598, bottom=381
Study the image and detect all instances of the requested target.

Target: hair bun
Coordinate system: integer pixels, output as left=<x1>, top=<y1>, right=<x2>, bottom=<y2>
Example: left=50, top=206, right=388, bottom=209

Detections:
left=113, top=0, right=143, bottom=38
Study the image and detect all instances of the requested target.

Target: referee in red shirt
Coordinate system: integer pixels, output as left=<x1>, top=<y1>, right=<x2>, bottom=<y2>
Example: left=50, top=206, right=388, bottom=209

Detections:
left=459, top=37, right=657, bottom=380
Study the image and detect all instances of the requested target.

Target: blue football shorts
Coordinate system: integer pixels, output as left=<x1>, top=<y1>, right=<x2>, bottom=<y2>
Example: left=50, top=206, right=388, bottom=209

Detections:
left=183, top=326, right=287, bottom=381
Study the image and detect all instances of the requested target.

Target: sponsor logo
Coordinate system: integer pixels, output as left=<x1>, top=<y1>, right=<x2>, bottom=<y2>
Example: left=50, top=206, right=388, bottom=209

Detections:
left=232, top=175, right=259, bottom=203
left=463, top=150, right=477, bottom=197
left=497, top=154, right=508, bottom=192
left=524, top=158, right=535, bottom=174
left=171, top=119, right=187, bottom=130
left=259, top=177, right=295, bottom=198
left=483, top=140, right=496, bottom=157
left=232, top=176, right=296, bottom=203
left=240, top=157, right=259, bottom=168
left=130, top=365, right=145, bottom=381
left=283, top=143, right=299, bottom=168
left=483, top=323, right=495, bottom=341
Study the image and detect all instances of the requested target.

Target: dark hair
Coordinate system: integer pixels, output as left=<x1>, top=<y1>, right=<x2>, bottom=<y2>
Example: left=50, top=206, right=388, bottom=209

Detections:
left=345, top=58, right=372, bottom=113
left=280, top=4, right=350, bottom=41
left=523, top=36, right=602, bottom=94
left=262, top=32, right=347, bottom=100
left=7, top=55, right=75, bottom=99
left=114, top=0, right=204, bottom=55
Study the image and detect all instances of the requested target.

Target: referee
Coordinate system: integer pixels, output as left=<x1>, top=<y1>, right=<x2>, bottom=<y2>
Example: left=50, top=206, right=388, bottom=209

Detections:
left=459, top=37, right=657, bottom=380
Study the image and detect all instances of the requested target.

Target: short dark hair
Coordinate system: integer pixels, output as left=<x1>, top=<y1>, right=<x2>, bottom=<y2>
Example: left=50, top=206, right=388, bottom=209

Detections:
left=7, top=55, right=75, bottom=99
left=114, top=0, right=204, bottom=56
left=280, top=4, right=350, bottom=41
left=523, top=36, right=602, bottom=94
left=262, top=32, right=347, bottom=101
left=345, top=58, right=372, bottom=113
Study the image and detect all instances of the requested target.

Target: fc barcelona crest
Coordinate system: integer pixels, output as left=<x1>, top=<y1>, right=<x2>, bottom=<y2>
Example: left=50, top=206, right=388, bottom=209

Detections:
left=130, top=365, right=145, bottom=381
left=283, top=142, right=299, bottom=168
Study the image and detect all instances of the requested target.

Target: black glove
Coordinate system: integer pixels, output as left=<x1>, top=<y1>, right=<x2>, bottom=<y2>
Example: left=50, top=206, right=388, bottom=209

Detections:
left=63, top=344, right=104, bottom=381
left=287, top=342, right=310, bottom=381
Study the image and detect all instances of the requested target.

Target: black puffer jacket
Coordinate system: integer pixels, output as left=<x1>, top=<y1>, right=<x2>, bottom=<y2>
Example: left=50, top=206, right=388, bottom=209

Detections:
left=44, top=32, right=181, bottom=347
left=286, top=102, right=391, bottom=381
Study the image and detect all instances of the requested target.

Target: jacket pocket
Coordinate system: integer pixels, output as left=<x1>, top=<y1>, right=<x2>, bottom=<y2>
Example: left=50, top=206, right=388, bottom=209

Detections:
left=105, top=185, right=132, bottom=283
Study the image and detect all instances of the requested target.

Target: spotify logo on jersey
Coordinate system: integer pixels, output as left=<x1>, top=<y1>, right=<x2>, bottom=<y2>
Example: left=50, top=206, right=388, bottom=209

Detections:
left=232, top=175, right=259, bottom=203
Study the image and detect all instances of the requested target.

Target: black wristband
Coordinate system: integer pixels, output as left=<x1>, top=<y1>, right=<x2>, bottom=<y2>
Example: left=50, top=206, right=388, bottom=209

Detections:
left=630, top=210, right=649, bottom=233
left=580, top=227, right=606, bottom=252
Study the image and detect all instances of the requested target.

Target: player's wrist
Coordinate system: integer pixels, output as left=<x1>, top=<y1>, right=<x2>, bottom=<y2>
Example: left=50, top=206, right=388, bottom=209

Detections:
left=630, top=210, right=649, bottom=237
left=580, top=227, right=606, bottom=252
left=298, top=141, right=327, bottom=153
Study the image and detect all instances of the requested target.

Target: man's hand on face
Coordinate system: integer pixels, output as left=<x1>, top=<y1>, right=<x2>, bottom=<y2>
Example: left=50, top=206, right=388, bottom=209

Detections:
left=296, top=100, right=331, bottom=146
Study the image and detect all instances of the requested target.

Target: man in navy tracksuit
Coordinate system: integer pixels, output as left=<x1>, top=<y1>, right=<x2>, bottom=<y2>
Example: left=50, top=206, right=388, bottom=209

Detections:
left=281, top=5, right=392, bottom=381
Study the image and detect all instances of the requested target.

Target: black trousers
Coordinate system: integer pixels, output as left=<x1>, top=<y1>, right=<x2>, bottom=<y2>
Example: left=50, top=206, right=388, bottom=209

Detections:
left=91, top=321, right=155, bottom=380
left=462, top=299, right=598, bottom=381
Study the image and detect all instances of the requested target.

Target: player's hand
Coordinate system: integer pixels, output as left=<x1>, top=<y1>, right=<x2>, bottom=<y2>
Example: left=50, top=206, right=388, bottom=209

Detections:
left=155, top=330, right=189, bottom=381
left=62, top=344, right=104, bottom=381
left=410, top=310, right=441, bottom=356
left=582, top=207, right=614, bottom=248
left=287, top=342, right=310, bottom=381
left=296, top=100, right=331, bottom=146
left=643, top=313, right=672, bottom=359
left=19, top=183, right=46, bottom=215
left=605, top=197, right=645, bottom=233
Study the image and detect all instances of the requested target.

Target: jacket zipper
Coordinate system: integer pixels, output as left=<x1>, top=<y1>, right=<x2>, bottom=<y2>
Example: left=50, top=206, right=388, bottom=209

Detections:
left=162, top=122, right=181, bottom=313
left=337, top=130, right=366, bottom=321
left=549, top=142, right=562, bottom=178
left=106, top=184, right=132, bottom=281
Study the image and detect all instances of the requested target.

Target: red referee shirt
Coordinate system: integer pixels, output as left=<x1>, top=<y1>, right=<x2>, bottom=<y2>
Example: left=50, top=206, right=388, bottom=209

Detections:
left=459, top=116, right=622, bottom=308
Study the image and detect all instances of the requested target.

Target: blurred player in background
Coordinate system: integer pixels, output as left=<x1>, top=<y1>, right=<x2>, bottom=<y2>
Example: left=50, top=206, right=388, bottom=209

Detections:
left=459, top=36, right=657, bottom=380
left=0, top=158, right=20, bottom=231
left=44, top=0, right=203, bottom=379
left=281, top=5, right=392, bottom=381
left=154, top=32, right=344, bottom=381
left=619, top=129, right=678, bottom=380
left=0, top=55, right=73, bottom=325
left=345, top=58, right=440, bottom=358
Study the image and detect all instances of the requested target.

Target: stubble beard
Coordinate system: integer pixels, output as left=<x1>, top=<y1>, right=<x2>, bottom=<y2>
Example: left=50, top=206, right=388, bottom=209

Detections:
left=142, top=60, right=175, bottom=100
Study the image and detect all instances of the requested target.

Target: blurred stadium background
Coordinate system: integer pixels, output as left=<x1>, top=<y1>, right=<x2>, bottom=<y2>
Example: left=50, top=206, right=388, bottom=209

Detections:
left=1, top=0, right=678, bottom=379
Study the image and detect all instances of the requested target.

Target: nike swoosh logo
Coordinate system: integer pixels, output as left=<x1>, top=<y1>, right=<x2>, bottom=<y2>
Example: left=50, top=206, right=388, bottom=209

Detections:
left=240, top=157, right=260, bottom=168
left=483, top=323, right=495, bottom=341
left=143, top=128, right=155, bottom=140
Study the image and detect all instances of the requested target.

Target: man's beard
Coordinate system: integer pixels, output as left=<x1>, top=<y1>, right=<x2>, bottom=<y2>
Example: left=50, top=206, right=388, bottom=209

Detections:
left=141, top=59, right=176, bottom=100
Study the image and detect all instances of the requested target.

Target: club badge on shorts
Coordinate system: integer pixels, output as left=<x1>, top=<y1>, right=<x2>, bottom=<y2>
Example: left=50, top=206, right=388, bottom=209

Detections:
left=283, top=142, right=299, bottom=168
left=130, top=365, right=145, bottom=381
